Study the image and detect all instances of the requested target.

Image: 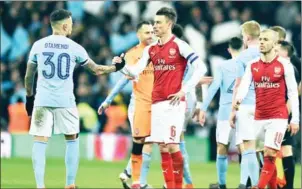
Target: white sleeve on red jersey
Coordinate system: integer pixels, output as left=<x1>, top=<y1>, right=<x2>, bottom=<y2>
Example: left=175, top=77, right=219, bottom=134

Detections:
left=175, top=38, right=207, bottom=93
left=121, top=45, right=152, bottom=78
left=279, top=57, right=300, bottom=125
left=236, top=62, right=253, bottom=102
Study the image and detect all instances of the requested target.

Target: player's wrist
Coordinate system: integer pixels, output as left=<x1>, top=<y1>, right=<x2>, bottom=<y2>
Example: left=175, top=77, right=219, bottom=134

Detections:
left=114, top=58, right=126, bottom=72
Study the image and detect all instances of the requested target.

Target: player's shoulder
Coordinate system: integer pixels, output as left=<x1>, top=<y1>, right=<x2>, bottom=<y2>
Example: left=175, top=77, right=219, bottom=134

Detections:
left=173, top=37, right=188, bottom=47
left=277, top=56, right=291, bottom=65
left=246, top=56, right=261, bottom=67
left=238, top=47, right=260, bottom=61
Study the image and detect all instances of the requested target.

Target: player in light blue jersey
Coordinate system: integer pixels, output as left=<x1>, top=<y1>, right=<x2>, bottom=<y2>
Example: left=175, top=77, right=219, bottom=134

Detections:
left=24, top=9, right=125, bottom=189
left=229, top=21, right=261, bottom=189
left=198, top=37, right=243, bottom=189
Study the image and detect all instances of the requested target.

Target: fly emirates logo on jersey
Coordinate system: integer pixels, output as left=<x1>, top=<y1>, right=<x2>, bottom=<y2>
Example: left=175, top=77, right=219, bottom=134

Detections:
left=153, top=48, right=177, bottom=71
left=254, top=76, right=280, bottom=88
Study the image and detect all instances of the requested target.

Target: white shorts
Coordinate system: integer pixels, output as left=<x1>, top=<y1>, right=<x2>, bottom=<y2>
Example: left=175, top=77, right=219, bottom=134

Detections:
left=29, top=107, right=79, bottom=137
left=147, top=100, right=186, bottom=144
left=236, top=105, right=256, bottom=145
left=216, top=120, right=235, bottom=145
left=254, top=119, right=288, bottom=150
left=183, top=91, right=196, bottom=131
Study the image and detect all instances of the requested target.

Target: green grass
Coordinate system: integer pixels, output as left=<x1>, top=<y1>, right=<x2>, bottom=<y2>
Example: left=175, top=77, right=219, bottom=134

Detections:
left=1, top=158, right=301, bottom=188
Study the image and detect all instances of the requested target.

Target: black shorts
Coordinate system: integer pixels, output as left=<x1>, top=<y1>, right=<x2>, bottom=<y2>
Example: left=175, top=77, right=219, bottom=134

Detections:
left=281, top=129, right=293, bottom=146
left=282, top=114, right=294, bottom=146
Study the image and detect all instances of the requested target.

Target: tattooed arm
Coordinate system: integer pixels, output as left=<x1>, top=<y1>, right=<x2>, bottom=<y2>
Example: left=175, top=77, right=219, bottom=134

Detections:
left=24, top=63, right=38, bottom=96
left=83, top=59, right=117, bottom=75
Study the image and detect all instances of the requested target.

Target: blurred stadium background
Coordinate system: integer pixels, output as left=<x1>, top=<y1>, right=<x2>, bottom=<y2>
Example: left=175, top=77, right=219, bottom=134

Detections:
left=1, top=1, right=301, bottom=188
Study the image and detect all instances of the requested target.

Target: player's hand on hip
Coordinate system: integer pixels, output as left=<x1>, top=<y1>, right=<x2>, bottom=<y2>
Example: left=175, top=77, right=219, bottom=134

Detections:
left=98, top=102, right=110, bottom=115
left=199, top=76, right=213, bottom=85
left=198, top=110, right=206, bottom=126
left=229, top=111, right=237, bottom=128
left=168, top=90, right=185, bottom=106
left=288, top=123, right=299, bottom=136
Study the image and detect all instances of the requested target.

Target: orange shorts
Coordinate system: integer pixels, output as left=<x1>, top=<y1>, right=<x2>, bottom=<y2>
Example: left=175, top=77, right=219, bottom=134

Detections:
left=132, top=106, right=151, bottom=138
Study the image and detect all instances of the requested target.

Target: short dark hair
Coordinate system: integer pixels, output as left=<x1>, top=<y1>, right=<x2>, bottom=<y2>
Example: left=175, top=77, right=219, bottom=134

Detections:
left=136, top=21, right=152, bottom=31
left=50, top=9, right=72, bottom=24
left=156, top=7, right=177, bottom=24
left=172, top=24, right=184, bottom=39
left=278, top=40, right=295, bottom=57
left=270, top=26, right=286, bottom=41
left=228, top=37, right=243, bottom=50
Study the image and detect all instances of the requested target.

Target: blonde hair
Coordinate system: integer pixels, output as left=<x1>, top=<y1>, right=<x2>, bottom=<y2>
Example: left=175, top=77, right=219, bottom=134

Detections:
left=269, top=26, right=286, bottom=41
left=260, top=29, right=279, bottom=42
left=241, top=20, right=261, bottom=39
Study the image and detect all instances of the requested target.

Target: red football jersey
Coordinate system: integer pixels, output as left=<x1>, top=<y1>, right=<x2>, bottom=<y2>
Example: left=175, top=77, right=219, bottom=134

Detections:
left=124, top=35, right=206, bottom=104
left=237, top=56, right=299, bottom=123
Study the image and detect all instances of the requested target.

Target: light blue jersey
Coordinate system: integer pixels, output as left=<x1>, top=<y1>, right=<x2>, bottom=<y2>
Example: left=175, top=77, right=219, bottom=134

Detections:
left=28, top=35, right=89, bottom=108
left=201, top=58, right=238, bottom=120
left=236, top=46, right=260, bottom=105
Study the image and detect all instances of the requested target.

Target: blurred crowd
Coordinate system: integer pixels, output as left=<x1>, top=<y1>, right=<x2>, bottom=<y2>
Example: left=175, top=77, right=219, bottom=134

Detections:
left=1, top=1, right=301, bottom=158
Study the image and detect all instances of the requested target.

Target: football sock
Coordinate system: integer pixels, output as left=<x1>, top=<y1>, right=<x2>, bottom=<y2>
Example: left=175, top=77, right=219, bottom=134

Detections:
left=216, top=154, right=228, bottom=185
left=65, top=138, right=79, bottom=186
left=125, top=158, right=132, bottom=176
left=258, top=156, right=276, bottom=189
left=32, top=141, right=47, bottom=188
left=180, top=141, right=193, bottom=184
left=240, top=150, right=250, bottom=185
left=171, top=151, right=184, bottom=189
left=131, top=142, right=144, bottom=183
left=161, top=152, right=175, bottom=188
left=246, top=149, right=259, bottom=186
left=282, top=156, right=295, bottom=189
left=140, top=152, right=151, bottom=185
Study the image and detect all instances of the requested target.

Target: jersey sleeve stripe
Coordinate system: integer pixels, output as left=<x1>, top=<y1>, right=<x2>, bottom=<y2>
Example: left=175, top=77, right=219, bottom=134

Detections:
left=190, top=56, right=199, bottom=64
left=186, top=52, right=195, bottom=60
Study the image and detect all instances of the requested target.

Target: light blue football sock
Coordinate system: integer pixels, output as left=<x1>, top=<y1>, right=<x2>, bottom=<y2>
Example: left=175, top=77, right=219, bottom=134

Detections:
left=32, top=141, right=47, bottom=188
left=240, top=150, right=250, bottom=185
left=140, top=153, right=151, bottom=185
left=216, top=154, right=228, bottom=185
left=125, top=158, right=132, bottom=176
left=180, top=141, right=193, bottom=184
left=246, top=149, right=259, bottom=186
left=65, top=138, right=79, bottom=186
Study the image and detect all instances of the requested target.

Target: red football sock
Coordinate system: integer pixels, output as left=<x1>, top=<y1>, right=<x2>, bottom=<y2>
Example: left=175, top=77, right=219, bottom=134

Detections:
left=161, top=152, right=175, bottom=189
left=268, top=168, right=277, bottom=189
left=258, top=156, right=276, bottom=189
left=171, top=151, right=184, bottom=189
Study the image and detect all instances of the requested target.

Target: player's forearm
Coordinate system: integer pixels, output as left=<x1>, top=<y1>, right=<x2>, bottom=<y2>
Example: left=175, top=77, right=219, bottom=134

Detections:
left=182, top=60, right=207, bottom=93
left=97, top=65, right=116, bottom=75
left=231, top=80, right=240, bottom=111
left=201, top=81, right=220, bottom=111
left=104, top=76, right=129, bottom=104
left=24, top=63, right=37, bottom=96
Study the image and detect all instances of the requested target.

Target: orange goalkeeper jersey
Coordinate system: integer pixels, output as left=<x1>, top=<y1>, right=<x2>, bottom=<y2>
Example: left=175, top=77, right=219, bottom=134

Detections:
left=124, top=43, right=154, bottom=110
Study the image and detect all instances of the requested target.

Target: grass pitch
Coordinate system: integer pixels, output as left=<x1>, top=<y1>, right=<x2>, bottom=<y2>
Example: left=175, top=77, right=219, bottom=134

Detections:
left=1, top=158, right=301, bottom=188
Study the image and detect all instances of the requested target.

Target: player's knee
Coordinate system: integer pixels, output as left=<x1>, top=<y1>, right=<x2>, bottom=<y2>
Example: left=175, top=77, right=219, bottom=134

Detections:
left=168, top=143, right=180, bottom=153
left=143, top=143, right=152, bottom=154
left=264, top=147, right=277, bottom=157
left=243, top=140, right=256, bottom=150
left=34, top=136, right=49, bottom=142
left=132, top=141, right=144, bottom=155
left=159, top=144, right=169, bottom=152
left=281, top=145, right=293, bottom=157
left=133, top=137, right=144, bottom=143
left=217, top=143, right=228, bottom=155
left=65, top=134, right=78, bottom=140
